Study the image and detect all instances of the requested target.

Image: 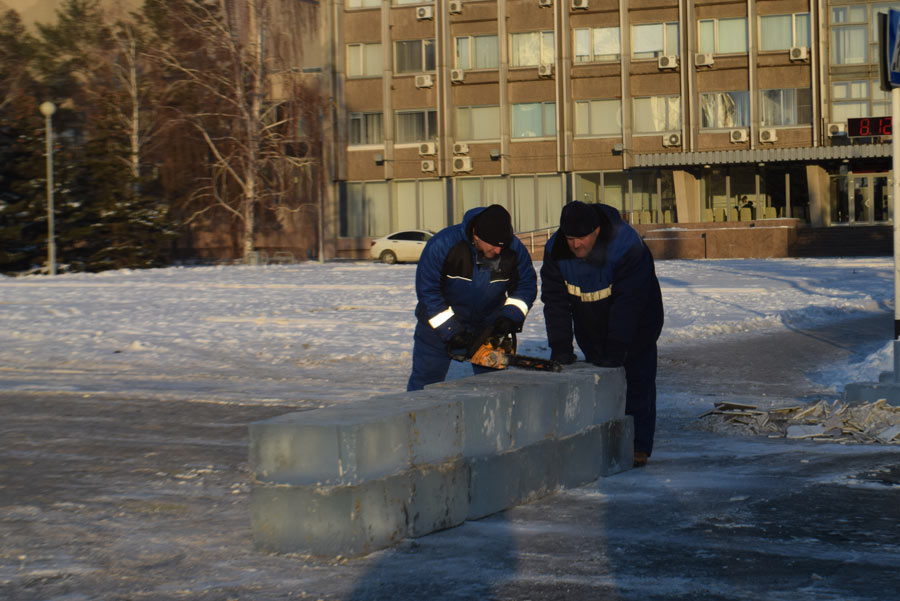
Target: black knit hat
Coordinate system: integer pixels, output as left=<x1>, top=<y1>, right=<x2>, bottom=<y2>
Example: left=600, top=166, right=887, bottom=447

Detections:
left=560, top=201, right=601, bottom=237
left=472, top=204, right=513, bottom=247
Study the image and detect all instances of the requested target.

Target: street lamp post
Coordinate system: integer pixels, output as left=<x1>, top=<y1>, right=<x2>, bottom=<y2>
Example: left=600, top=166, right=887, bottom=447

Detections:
left=39, top=101, right=56, bottom=276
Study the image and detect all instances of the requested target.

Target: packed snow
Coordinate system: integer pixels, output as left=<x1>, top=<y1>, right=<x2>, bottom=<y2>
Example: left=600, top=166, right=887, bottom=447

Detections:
left=0, top=256, right=893, bottom=404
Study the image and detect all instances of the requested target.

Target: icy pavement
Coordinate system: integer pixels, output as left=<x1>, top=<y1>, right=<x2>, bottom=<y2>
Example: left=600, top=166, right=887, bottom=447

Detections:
left=1, top=258, right=899, bottom=600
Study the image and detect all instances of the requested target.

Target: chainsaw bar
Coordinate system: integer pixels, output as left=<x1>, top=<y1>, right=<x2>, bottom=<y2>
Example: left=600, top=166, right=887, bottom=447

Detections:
left=508, top=353, right=563, bottom=372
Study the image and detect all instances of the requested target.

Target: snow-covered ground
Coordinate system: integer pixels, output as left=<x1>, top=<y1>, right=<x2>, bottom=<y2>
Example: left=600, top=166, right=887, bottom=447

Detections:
left=0, top=257, right=893, bottom=403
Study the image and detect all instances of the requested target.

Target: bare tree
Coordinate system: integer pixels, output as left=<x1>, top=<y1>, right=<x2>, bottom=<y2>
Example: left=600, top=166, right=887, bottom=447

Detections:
left=149, top=0, right=323, bottom=261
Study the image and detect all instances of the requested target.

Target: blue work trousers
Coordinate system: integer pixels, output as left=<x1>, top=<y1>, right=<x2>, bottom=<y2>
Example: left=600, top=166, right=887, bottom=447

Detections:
left=624, top=342, right=658, bottom=456
left=407, top=321, right=493, bottom=391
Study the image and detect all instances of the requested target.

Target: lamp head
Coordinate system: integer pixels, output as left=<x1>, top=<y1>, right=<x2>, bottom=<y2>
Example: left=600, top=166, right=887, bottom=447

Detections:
left=39, top=101, right=56, bottom=117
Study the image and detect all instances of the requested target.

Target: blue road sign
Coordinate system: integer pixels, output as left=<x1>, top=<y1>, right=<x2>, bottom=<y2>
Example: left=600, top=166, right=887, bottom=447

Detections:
left=888, top=9, right=900, bottom=87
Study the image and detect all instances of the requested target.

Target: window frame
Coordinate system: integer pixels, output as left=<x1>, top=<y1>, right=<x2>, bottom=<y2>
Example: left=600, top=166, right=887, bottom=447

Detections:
left=698, top=17, right=748, bottom=55
left=758, top=13, right=810, bottom=51
left=760, top=88, right=813, bottom=127
left=574, top=98, right=622, bottom=136
left=573, top=26, right=621, bottom=63
left=509, top=30, right=555, bottom=67
left=455, top=105, right=502, bottom=141
left=394, top=38, right=436, bottom=74
left=348, top=111, right=384, bottom=146
left=454, top=34, right=500, bottom=70
left=511, top=101, right=557, bottom=139
left=631, top=22, right=679, bottom=59
left=395, top=108, right=439, bottom=144
left=346, top=42, right=382, bottom=78
left=699, top=91, right=751, bottom=129
left=632, top=95, right=682, bottom=133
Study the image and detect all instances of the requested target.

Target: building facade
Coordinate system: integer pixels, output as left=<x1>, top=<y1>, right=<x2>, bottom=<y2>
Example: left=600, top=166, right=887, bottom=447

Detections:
left=319, top=0, right=898, bottom=259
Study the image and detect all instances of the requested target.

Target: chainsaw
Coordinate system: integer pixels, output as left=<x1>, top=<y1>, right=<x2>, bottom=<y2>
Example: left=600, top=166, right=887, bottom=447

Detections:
left=448, top=326, right=562, bottom=372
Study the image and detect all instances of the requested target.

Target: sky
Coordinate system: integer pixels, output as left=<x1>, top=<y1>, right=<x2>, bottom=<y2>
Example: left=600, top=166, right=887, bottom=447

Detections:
left=0, top=256, right=894, bottom=406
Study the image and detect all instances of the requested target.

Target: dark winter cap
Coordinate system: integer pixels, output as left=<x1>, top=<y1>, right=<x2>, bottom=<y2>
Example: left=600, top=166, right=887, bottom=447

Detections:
left=560, top=201, right=602, bottom=237
left=472, top=204, right=513, bottom=247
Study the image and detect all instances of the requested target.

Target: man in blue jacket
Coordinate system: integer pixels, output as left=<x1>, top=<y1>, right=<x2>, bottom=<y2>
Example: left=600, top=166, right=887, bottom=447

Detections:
left=541, top=201, right=664, bottom=467
left=408, top=204, right=537, bottom=391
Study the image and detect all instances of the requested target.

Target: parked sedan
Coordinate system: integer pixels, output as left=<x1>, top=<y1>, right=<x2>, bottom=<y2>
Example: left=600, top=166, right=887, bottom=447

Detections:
left=369, top=230, right=434, bottom=264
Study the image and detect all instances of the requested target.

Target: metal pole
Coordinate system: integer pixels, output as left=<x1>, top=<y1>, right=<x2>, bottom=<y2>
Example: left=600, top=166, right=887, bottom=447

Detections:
left=893, top=87, right=900, bottom=381
left=39, top=101, right=56, bottom=276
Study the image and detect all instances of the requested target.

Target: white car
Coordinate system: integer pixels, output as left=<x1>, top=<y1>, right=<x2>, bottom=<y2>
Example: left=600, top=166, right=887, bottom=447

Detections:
left=369, top=230, right=434, bottom=264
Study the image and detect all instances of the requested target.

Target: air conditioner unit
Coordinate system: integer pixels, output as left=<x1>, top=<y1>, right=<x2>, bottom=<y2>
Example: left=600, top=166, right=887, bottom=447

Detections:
left=453, top=142, right=469, bottom=155
left=419, top=142, right=436, bottom=156
left=789, top=46, right=808, bottom=61
left=658, top=55, right=678, bottom=70
left=571, top=0, right=588, bottom=9
left=729, top=129, right=748, bottom=143
left=538, top=0, right=552, bottom=7
left=416, top=5, right=433, bottom=20
left=662, top=132, right=682, bottom=147
left=449, top=0, right=462, bottom=14
left=414, top=74, right=434, bottom=88
left=538, top=63, right=554, bottom=78
left=759, top=128, right=777, bottom=143
left=695, top=53, right=714, bottom=67
left=421, top=159, right=436, bottom=172
left=827, top=123, right=847, bottom=137
left=452, top=156, right=473, bottom=172
left=450, top=68, right=465, bottom=83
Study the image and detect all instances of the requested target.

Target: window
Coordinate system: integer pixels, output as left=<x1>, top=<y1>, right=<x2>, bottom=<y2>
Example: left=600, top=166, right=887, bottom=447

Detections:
left=872, top=79, right=891, bottom=116
left=347, top=43, right=382, bottom=77
left=760, top=88, right=812, bottom=126
left=632, top=22, right=679, bottom=59
left=349, top=112, right=384, bottom=145
left=456, top=106, right=501, bottom=140
left=574, top=99, right=622, bottom=136
left=455, top=35, right=499, bottom=70
left=831, top=6, right=867, bottom=64
left=341, top=182, right=389, bottom=238
left=395, top=0, right=429, bottom=4
left=699, top=18, right=748, bottom=54
left=700, top=91, right=750, bottom=128
left=511, top=102, right=556, bottom=138
left=455, top=177, right=508, bottom=222
left=633, top=96, right=681, bottom=132
left=573, top=27, right=620, bottom=63
left=347, top=0, right=380, bottom=7
left=832, top=5, right=867, bottom=23
left=759, top=13, right=810, bottom=51
left=395, top=39, right=436, bottom=73
left=396, top=109, right=438, bottom=143
left=832, top=81, right=869, bottom=122
left=510, top=31, right=555, bottom=67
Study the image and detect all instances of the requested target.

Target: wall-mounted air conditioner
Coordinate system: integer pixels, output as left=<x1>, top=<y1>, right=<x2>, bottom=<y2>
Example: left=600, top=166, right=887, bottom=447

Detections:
left=450, top=69, right=465, bottom=83
left=827, top=123, right=846, bottom=137
left=789, top=46, right=809, bottom=61
left=538, top=0, right=552, bottom=7
left=695, top=53, right=714, bottom=67
left=662, top=132, right=682, bottom=147
left=658, top=55, right=678, bottom=70
left=538, top=63, right=554, bottom=78
left=571, top=0, right=588, bottom=9
left=759, top=128, right=777, bottom=143
left=449, top=0, right=462, bottom=14
left=729, top=129, right=748, bottom=143
left=419, top=142, right=437, bottom=156
left=453, top=142, right=469, bottom=155
left=453, top=156, right=473, bottom=172
left=415, top=74, right=434, bottom=88
left=421, top=159, right=436, bottom=172
left=416, top=5, right=433, bottom=20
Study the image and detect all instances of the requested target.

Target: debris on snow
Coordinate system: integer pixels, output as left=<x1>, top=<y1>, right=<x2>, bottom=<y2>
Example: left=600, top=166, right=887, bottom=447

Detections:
left=696, top=399, right=900, bottom=444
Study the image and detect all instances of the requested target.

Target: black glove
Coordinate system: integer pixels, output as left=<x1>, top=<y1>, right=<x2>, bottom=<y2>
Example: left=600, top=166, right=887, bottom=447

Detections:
left=551, top=351, right=577, bottom=365
left=446, top=330, right=475, bottom=355
left=491, top=316, right=521, bottom=339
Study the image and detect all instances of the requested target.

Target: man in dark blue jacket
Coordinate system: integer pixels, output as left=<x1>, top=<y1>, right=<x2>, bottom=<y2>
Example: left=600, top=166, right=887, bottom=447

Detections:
left=541, top=201, right=664, bottom=467
left=408, top=204, right=537, bottom=391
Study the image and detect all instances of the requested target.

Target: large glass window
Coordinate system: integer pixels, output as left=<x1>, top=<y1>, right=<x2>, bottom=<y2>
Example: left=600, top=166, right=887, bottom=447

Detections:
left=347, top=0, right=380, bottom=7
left=573, top=27, right=620, bottom=63
left=349, top=112, right=383, bottom=145
left=574, top=99, right=622, bottom=136
left=511, top=102, right=556, bottom=138
left=347, top=43, right=382, bottom=77
left=760, top=13, right=810, bottom=50
left=632, top=22, right=679, bottom=59
left=341, top=182, right=389, bottom=237
left=510, top=31, right=555, bottom=66
left=454, top=177, right=509, bottom=222
left=456, top=106, right=501, bottom=140
left=633, top=96, right=681, bottom=132
left=700, top=91, right=750, bottom=128
left=395, top=39, right=436, bottom=73
left=760, top=88, right=812, bottom=126
left=455, top=35, right=499, bottom=70
left=832, top=81, right=869, bottom=122
left=698, top=18, right=748, bottom=54
left=396, top=109, right=437, bottom=143
left=832, top=24, right=867, bottom=64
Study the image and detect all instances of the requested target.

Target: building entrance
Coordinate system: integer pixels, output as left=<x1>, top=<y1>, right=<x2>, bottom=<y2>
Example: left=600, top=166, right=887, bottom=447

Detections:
left=842, top=173, right=892, bottom=225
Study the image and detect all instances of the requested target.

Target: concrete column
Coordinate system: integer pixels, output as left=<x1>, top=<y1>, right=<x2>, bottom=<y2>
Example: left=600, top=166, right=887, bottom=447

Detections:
left=806, top=164, right=830, bottom=227
left=673, top=170, right=699, bottom=223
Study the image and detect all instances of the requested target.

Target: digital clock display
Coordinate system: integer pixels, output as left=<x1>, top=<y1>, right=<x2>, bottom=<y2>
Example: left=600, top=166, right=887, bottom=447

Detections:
left=847, top=116, right=892, bottom=137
